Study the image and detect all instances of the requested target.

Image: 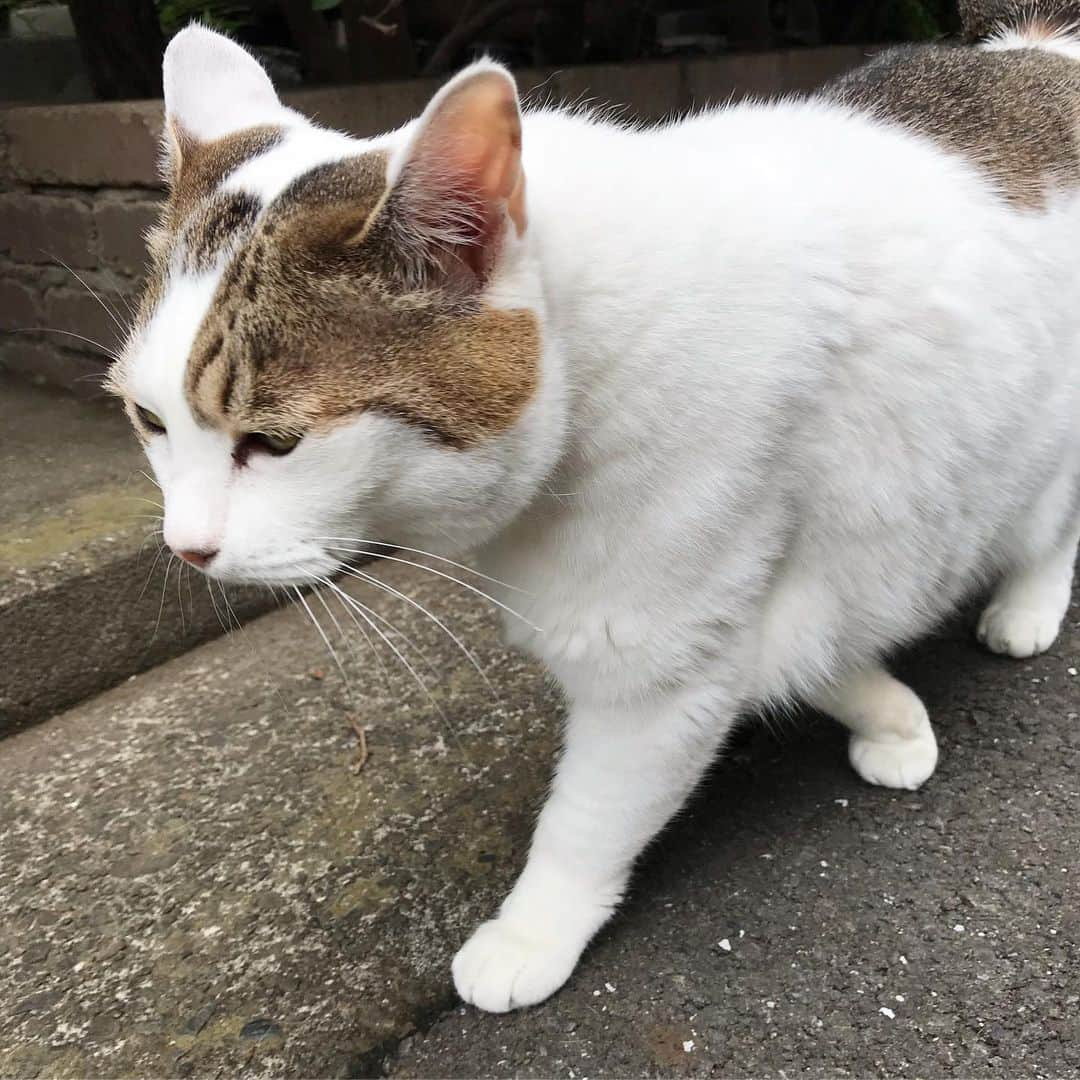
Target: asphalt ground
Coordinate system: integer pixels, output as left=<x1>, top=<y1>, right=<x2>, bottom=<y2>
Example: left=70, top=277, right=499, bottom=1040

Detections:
left=391, top=597, right=1080, bottom=1079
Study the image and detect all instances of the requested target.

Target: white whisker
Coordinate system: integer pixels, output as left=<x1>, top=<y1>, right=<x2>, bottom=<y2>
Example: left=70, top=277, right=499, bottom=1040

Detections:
left=293, top=586, right=351, bottom=690
left=176, top=560, right=187, bottom=633
left=220, top=581, right=296, bottom=723
left=205, top=577, right=229, bottom=635
left=322, top=579, right=449, bottom=724
left=126, top=495, right=165, bottom=510
left=312, top=578, right=392, bottom=690
left=216, top=581, right=240, bottom=631
left=311, top=586, right=363, bottom=701
left=45, top=251, right=127, bottom=335
left=339, top=565, right=499, bottom=699
left=152, top=553, right=176, bottom=641
left=315, top=537, right=532, bottom=595
left=317, top=576, right=438, bottom=683
left=327, top=548, right=542, bottom=631
left=5, top=326, right=120, bottom=360
left=138, top=542, right=167, bottom=602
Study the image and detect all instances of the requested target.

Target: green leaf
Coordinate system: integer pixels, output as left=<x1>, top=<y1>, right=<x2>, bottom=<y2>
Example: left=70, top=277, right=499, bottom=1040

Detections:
left=311, top=0, right=341, bottom=11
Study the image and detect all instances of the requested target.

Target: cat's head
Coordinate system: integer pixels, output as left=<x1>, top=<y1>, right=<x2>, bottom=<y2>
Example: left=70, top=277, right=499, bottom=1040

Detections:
left=109, top=26, right=561, bottom=584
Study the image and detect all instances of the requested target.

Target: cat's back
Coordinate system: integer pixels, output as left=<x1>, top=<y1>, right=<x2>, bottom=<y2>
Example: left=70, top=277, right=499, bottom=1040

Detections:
left=821, top=42, right=1080, bottom=207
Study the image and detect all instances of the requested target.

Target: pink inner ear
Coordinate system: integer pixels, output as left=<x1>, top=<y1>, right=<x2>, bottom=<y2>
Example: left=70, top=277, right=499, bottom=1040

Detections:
left=398, top=69, right=526, bottom=281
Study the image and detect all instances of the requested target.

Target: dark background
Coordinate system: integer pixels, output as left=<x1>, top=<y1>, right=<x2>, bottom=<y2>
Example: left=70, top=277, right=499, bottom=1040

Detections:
left=2, top=0, right=961, bottom=102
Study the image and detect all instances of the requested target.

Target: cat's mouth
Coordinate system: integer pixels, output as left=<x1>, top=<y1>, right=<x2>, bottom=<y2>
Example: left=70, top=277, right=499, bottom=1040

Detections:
left=172, top=544, right=397, bottom=589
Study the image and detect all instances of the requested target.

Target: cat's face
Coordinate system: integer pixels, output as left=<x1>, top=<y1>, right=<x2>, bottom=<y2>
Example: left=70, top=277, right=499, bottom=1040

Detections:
left=110, top=27, right=554, bottom=585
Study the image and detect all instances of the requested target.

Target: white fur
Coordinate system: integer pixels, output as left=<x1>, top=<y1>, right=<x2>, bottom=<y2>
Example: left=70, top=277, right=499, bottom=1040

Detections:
left=163, top=24, right=307, bottom=140
left=982, top=22, right=1080, bottom=60
left=127, top=28, right=1080, bottom=1012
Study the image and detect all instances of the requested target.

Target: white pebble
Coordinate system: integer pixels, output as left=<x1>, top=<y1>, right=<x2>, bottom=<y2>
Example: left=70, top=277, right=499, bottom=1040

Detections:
left=683, top=1040, right=695, bottom=1053
left=718, top=938, right=732, bottom=952
left=879, top=1007, right=896, bottom=1019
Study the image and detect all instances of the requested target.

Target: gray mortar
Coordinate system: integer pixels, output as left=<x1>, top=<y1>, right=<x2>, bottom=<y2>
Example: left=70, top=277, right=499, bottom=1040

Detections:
left=0, top=376, right=273, bottom=730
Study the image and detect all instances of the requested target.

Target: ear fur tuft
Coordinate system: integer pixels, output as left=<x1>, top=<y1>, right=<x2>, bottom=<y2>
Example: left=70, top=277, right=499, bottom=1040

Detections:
left=380, top=60, right=526, bottom=290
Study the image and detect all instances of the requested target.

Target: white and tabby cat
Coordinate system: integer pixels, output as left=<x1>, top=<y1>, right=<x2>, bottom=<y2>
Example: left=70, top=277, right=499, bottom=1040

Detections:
left=110, top=4, right=1080, bottom=1012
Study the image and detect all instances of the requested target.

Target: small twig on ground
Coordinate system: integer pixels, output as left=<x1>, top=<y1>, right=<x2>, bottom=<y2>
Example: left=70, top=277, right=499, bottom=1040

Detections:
left=348, top=715, right=370, bottom=773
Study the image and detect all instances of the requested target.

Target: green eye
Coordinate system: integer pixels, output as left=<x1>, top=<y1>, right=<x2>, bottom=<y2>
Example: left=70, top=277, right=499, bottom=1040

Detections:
left=135, top=405, right=166, bottom=435
left=251, top=431, right=301, bottom=455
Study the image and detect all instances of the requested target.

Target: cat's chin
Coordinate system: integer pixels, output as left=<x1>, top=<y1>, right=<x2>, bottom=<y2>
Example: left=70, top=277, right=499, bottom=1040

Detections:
left=195, top=549, right=387, bottom=589
left=246, top=549, right=388, bottom=589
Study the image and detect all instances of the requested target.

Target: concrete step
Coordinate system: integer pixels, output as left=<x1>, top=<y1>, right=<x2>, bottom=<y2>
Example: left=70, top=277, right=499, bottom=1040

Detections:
left=0, top=375, right=272, bottom=732
left=0, top=560, right=560, bottom=1078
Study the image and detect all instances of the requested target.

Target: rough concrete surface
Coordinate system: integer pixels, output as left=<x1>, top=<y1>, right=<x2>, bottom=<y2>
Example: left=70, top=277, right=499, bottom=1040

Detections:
left=0, top=376, right=272, bottom=730
left=0, top=561, right=561, bottom=1078
left=1, top=559, right=1077, bottom=1077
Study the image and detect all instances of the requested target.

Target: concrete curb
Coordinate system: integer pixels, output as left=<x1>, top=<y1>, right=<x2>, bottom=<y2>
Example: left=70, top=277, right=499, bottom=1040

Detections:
left=0, top=378, right=275, bottom=732
left=0, top=561, right=561, bottom=1078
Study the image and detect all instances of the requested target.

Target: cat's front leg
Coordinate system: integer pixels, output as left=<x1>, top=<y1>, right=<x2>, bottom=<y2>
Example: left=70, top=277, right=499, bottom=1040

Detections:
left=453, top=684, right=735, bottom=1012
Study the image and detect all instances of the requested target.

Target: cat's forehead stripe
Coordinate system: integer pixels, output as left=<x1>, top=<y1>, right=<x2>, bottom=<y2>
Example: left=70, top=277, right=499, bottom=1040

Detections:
left=183, top=150, right=394, bottom=421
left=273, top=151, right=389, bottom=214
left=178, top=190, right=262, bottom=275
left=168, top=127, right=389, bottom=295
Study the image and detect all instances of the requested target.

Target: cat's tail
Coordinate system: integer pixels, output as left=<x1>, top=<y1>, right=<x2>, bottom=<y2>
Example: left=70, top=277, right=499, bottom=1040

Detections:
left=960, top=0, right=1080, bottom=51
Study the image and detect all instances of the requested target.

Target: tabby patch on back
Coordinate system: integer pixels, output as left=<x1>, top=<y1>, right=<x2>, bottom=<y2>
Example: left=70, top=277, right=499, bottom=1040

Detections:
left=823, top=43, right=1080, bottom=207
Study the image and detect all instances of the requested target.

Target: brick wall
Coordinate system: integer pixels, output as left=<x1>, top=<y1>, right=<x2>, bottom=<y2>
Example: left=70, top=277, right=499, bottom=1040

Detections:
left=0, top=46, right=868, bottom=397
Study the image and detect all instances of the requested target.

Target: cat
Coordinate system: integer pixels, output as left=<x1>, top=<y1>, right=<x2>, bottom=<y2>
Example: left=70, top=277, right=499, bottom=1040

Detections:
left=108, top=4, right=1080, bottom=1013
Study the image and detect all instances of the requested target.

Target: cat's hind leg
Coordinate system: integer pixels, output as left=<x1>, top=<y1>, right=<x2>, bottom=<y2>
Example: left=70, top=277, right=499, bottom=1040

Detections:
left=811, top=666, right=938, bottom=791
left=977, top=523, right=1079, bottom=659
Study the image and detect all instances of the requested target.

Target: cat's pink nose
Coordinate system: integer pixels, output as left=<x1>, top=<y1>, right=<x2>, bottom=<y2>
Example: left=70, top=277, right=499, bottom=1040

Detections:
left=177, top=547, right=218, bottom=568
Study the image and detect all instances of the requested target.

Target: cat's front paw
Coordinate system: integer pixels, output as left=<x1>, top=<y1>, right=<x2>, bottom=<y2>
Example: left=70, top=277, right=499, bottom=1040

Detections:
left=976, top=601, right=1065, bottom=659
left=849, top=725, right=938, bottom=790
left=452, top=917, right=583, bottom=1013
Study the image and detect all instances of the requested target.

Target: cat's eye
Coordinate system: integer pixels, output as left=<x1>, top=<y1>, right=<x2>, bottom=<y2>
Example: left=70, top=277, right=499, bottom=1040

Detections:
left=252, top=431, right=301, bottom=455
left=135, top=405, right=166, bottom=435
left=234, top=431, right=302, bottom=465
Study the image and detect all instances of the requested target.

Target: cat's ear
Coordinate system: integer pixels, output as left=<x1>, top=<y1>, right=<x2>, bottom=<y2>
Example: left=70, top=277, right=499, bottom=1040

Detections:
left=382, top=60, right=526, bottom=288
left=161, top=25, right=289, bottom=179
